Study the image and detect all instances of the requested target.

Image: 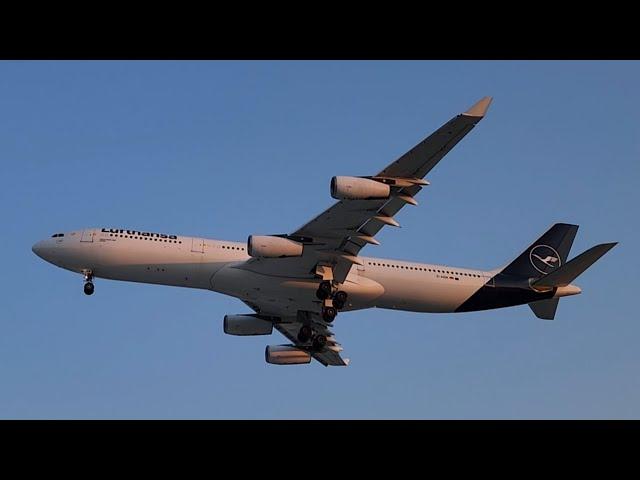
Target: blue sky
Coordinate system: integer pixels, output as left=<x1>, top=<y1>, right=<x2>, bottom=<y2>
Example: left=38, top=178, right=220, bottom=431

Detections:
left=1, top=61, right=638, bottom=419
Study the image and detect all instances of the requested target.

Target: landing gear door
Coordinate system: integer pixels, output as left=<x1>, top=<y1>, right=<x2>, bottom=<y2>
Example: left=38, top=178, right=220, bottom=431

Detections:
left=80, top=229, right=94, bottom=243
left=191, top=237, right=204, bottom=253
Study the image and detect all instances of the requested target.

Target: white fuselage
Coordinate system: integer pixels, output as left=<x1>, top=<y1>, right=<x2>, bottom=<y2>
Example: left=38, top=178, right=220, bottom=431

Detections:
left=32, top=228, right=493, bottom=316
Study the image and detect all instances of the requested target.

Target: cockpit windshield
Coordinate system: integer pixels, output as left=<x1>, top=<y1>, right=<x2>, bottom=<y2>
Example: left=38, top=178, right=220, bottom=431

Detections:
left=51, top=233, right=64, bottom=238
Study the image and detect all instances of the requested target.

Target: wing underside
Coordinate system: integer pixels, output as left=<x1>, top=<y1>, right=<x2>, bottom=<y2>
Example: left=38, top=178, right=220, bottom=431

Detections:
left=237, top=97, right=493, bottom=366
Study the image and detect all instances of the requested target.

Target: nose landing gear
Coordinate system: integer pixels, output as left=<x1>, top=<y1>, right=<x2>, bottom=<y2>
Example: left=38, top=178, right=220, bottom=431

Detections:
left=82, top=270, right=94, bottom=296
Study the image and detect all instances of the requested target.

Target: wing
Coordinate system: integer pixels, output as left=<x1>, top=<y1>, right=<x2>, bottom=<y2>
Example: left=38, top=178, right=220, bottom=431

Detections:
left=240, top=96, right=492, bottom=283
left=275, top=317, right=349, bottom=367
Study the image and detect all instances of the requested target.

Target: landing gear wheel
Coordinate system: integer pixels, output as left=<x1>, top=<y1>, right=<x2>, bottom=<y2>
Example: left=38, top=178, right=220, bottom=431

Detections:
left=322, top=306, right=337, bottom=323
left=312, top=334, right=327, bottom=351
left=83, top=281, right=94, bottom=296
left=333, top=291, right=348, bottom=310
left=315, top=280, right=332, bottom=300
left=297, top=325, right=313, bottom=343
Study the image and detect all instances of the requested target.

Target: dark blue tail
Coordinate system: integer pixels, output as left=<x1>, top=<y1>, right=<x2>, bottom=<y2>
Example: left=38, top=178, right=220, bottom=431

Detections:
left=501, top=223, right=579, bottom=278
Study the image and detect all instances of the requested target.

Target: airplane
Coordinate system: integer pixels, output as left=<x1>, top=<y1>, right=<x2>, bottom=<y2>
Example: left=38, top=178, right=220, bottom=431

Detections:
left=32, top=96, right=617, bottom=367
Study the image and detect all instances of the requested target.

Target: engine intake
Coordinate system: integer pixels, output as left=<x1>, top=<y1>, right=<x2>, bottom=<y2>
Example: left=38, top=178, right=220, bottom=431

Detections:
left=247, top=235, right=303, bottom=258
left=331, top=176, right=390, bottom=200
left=265, top=345, right=312, bottom=365
left=224, top=315, right=274, bottom=336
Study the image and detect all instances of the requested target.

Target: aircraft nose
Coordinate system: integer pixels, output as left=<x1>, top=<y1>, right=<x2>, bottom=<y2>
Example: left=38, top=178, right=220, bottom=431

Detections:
left=31, top=242, right=42, bottom=257
left=32, top=240, right=45, bottom=258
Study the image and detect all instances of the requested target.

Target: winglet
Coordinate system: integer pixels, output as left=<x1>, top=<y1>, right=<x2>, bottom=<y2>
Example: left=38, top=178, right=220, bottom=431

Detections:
left=463, top=96, right=493, bottom=117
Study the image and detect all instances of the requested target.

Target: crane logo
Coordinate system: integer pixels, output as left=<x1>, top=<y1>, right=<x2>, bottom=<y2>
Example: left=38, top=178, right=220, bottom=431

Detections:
left=530, top=245, right=561, bottom=274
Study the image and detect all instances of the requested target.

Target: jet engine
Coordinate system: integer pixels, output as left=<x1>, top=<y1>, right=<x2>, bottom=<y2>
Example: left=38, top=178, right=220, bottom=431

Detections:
left=330, top=176, right=390, bottom=200
left=247, top=235, right=303, bottom=258
left=223, top=315, right=274, bottom=336
left=265, top=345, right=311, bottom=365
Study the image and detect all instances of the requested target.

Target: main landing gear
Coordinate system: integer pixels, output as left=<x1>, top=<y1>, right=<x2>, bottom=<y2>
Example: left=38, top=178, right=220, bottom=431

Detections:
left=333, top=290, right=348, bottom=310
left=297, top=324, right=313, bottom=343
left=322, top=306, right=337, bottom=322
left=315, top=280, right=332, bottom=300
left=82, top=270, right=94, bottom=296
left=297, top=324, right=327, bottom=352
left=312, top=334, right=327, bottom=351
left=315, top=280, right=348, bottom=323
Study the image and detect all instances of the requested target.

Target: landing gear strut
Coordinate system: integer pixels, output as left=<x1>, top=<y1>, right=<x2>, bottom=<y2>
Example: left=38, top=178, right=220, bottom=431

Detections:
left=82, top=270, right=94, bottom=296
left=314, top=265, right=349, bottom=323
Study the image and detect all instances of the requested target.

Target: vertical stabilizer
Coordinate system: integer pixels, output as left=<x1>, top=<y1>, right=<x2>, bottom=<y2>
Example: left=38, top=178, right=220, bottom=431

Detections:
left=528, top=298, right=560, bottom=320
left=501, top=223, right=579, bottom=278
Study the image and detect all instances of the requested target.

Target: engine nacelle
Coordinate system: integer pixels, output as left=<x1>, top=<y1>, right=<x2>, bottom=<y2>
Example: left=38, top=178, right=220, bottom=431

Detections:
left=247, top=235, right=303, bottom=258
left=224, top=315, right=274, bottom=336
left=265, top=345, right=312, bottom=365
left=330, top=176, right=391, bottom=200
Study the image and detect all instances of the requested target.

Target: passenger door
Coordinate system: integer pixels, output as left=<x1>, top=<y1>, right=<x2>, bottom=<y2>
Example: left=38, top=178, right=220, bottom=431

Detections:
left=191, top=237, right=205, bottom=253
left=80, top=229, right=94, bottom=242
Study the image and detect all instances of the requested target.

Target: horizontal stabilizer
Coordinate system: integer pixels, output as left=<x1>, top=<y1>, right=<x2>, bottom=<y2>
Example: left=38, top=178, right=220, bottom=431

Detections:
left=533, top=242, right=618, bottom=288
left=529, top=298, right=559, bottom=320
